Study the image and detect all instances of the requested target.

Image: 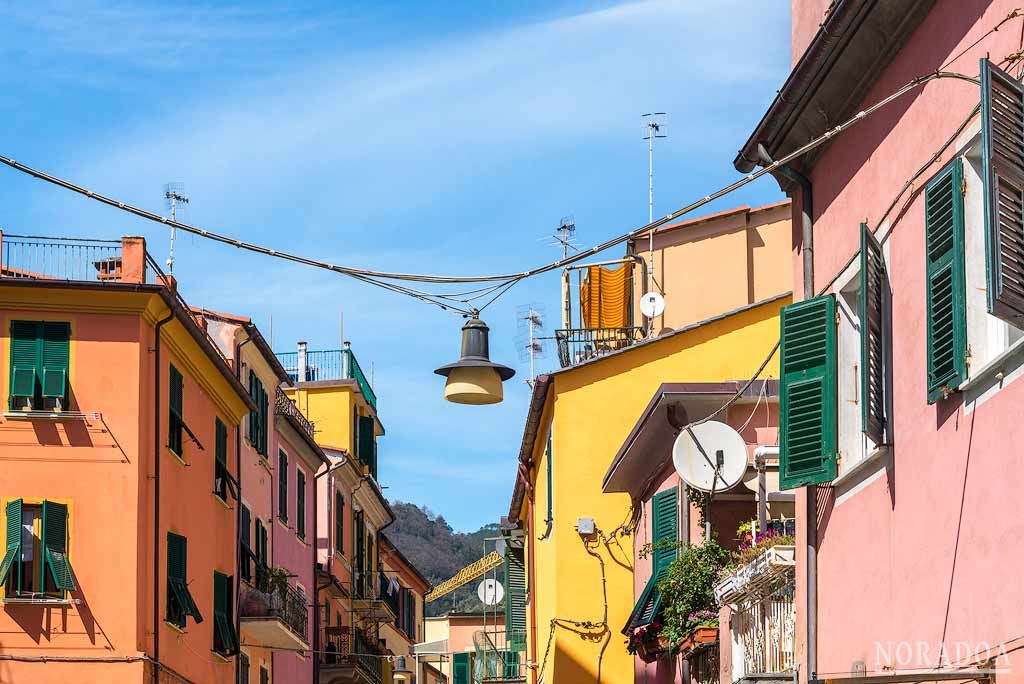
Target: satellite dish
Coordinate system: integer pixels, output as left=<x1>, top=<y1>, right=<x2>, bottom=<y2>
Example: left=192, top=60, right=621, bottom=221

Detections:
left=640, top=291, right=665, bottom=318
left=494, top=538, right=507, bottom=557
left=478, top=579, right=504, bottom=606
left=672, top=421, right=747, bottom=492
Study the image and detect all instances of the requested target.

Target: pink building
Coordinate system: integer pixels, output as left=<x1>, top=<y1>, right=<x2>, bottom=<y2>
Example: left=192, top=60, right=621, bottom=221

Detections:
left=203, top=310, right=327, bottom=684
left=736, top=3, right=1024, bottom=684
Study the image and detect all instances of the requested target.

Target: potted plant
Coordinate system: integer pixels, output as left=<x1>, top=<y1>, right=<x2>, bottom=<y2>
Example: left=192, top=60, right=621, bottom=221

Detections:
left=627, top=620, right=669, bottom=663
left=655, top=540, right=729, bottom=653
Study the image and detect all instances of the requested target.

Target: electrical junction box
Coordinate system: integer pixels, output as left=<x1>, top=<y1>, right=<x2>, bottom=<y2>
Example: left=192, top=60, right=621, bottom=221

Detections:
left=577, top=517, right=595, bottom=535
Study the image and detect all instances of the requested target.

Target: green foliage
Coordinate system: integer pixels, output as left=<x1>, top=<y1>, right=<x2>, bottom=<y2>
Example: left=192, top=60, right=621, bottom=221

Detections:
left=656, top=540, right=728, bottom=643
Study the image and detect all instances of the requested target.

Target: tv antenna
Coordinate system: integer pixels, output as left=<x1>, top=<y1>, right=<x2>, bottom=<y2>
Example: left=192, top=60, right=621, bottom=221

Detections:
left=515, top=304, right=547, bottom=387
left=538, top=216, right=579, bottom=330
left=642, top=113, right=667, bottom=304
left=164, top=183, right=189, bottom=273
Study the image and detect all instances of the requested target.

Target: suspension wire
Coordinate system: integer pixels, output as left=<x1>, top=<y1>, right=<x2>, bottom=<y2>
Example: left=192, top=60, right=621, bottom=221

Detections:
left=0, top=71, right=980, bottom=301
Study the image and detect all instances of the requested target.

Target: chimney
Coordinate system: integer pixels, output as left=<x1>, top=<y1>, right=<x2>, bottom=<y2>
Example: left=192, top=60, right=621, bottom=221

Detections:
left=342, top=340, right=352, bottom=379
left=120, top=236, right=147, bottom=284
left=297, top=341, right=308, bottom=383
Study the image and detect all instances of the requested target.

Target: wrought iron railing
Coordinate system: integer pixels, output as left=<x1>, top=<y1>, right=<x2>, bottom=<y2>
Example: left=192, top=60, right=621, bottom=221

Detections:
left=275, top=347, right=377, bottom=410
left=240, top=575, right=309, bottom=641
left=321, top=627, right=383, bottom=683
left=274, top=386, right=314, bottom=439
left=473, top=629, right=526, bottom=682
left=1, top=234, right=124, bottom=281
left=554, top=326, right=645, bottom=368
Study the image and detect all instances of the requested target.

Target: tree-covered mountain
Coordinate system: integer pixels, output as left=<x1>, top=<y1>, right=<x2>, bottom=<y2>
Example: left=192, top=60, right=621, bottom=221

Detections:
left=387, top=501, right=504, bottom=617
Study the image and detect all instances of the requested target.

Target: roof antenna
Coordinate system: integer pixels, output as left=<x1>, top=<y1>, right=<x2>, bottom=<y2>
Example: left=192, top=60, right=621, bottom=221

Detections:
left=164, top=183, right=189, bottom=274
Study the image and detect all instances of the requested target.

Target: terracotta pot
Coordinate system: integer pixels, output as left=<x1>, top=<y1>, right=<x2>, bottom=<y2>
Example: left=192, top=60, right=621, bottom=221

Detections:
left=635, top=640, right=660, bottom=664
left=677, top=627, right=718, bottom=656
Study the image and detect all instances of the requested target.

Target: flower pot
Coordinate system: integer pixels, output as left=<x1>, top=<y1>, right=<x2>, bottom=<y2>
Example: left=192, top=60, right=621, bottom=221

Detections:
left=635, top=640, right=661, bottom=664
left=693, top=626, right=718, bottom=645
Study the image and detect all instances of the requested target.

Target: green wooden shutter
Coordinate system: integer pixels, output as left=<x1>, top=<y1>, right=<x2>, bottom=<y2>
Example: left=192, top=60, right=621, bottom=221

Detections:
left=453, top=652, right=471, bottom=684
left=167, top=532, right=202, bottom=625
left=504, top=546, right=527, bottom=649
left=358, top=415, right=375, bottom=473
left=240, top=504, right=252, bottom=582
left=40, top=322, right=70, bottom=404
left=258, top=520, right=268, bottom=567
left=0, top=499, right=23, bottom=585
left=981, top=58, right=1024, bottom=327
left=213, top=571, right=237, bottom=655
left=335, top=492, right=344, bottom=554
left=651, top=487, right=678, bottom=572
left=10, top=321, right=40, bottom=405
left=247, top=371, right=257, bottom=446
left=278, top=450, right=288, bottom=522
left=168, top=365, right=184, bottom=455
left=41, top=500, right=76, bottom=591
left=296, top=469, right=306, bottom=539
left=860, top=223, right=888, bottom=445
left=925, top=158, right=968, bottom=403
left=780, top=295, right=838, bottom=489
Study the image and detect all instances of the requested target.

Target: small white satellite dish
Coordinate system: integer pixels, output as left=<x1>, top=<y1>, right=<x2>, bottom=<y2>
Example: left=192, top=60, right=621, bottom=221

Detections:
left=478, top=579, right=504, bottom=606
left=640, top=291, right=665, bottom=318
left=494, top=538, right=507, bottom=557
left=672, top=420, right=748, bottom=492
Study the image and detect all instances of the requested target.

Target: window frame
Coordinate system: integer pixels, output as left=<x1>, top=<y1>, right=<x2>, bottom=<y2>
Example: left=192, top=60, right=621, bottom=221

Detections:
left=8, top=320, right=71, bottom=411
left=296, top=468, right=306, bottom=540
left=277, top=450, right=289, bottom=524
left=2, top=498, right=77, bottom=600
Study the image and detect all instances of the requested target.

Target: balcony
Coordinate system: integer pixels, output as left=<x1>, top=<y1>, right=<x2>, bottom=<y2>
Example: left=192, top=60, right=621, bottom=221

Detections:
left=473, top=628, right=527, bottom=683
left=320, top=627, right=384, bottom=684
left=554, top=326, right=645, bottom=368
left=275, top=386, right=315, bottom=440
left=277, top=343, right=377, bottom=411
left=239, top=574, right=310, bottom=651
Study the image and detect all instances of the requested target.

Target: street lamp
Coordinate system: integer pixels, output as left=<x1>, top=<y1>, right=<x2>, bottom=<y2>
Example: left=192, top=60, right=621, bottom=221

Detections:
left=434, top=314, right=515, bottom=405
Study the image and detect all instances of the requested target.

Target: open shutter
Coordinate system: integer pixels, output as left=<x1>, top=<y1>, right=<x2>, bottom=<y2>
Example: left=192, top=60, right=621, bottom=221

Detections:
left=296, top=470, right=306, bottom=539
left=358, top=416, right=375, bottom=472
left=925, top=159, right=968, bottom=402
left=213, top=572, right=237, bottom=655
left=335, top=492, right=345, bottom=555
left=504, top=546, right=527, bottom=649
left=0, top=499, right=23, bottom=584
left=41, top=500, right=76, bottom=591
left=625, top=487, right=678, bottom=631
left=982, top=58, right=1024, bottom=326
left=780, top=295, right=838, bottom=489
left=168, top=365, right=184, bottom=455
left=453, top=652, right=471, bottom=684
left=860, top=223, right=888, bottom=444
left=40, top=322, right=70, bottom=404
left=240, top=505, right=252, bottom=582
left=167, top=532, right=202, bottom=625
left=260, top=385, right=269, bottom=455
left=10, top=321, right=40, bottom=406
left=247, top=371, right=257, bottom=446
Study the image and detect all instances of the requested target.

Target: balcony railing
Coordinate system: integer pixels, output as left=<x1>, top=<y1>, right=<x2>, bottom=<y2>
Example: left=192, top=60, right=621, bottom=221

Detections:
left=554, top=326, right=645, bottom=368
left=473, top=629, right=527, bottom=682
left=1, top=233, right=129, bottom=282
left=275, top=386, right=314, bottom=439
left=276, top=345, right=377, bottom=411
left=240, top=573, right=309, bottom=642
left=321, top=627, right=383, bottom=683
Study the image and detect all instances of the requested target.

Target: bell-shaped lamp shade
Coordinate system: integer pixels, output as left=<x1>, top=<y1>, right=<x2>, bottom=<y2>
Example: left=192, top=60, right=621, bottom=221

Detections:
left=434, top=315, right=515, bottom=405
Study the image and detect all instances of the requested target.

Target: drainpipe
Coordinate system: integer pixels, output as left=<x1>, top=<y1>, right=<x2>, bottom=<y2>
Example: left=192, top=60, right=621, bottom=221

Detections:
left=234, top=335, right=254, bottom=684
left=757, top=143, right=816, bottom=682
left=517, top=463, right=538, bottom=684
left=152, top=308, right=175, bottom=684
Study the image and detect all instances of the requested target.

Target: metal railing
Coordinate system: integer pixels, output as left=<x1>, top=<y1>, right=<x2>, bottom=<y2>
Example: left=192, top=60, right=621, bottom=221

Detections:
left=276, top=347, right=377, bottom=411
left=474, top=629, right=527, bottom=682
left=321, top=627, right=383, bottom=683
left=1, top=234, right=123, bottom=282
left=554, top=326, right=645, bottom=368
left=275, top=386, right=314, bottom=439
left=240, top=574, right=309, bottom=641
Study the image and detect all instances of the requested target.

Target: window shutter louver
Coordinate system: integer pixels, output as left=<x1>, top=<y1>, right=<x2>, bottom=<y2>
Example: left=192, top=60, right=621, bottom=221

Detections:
left=780, top=295, right=838, bottom=489
left=860, top=223, right=888, bottom=444
left=453, top=652, right=471, bottom=684
left=335, top=492, right=345, bottom=555
left=504, top=546, right=527, bottom=649
left=41, top=500, right=76, bottom=591
left=0, top=499, right=23, bottom=584
left=278, top=451, right=288, bottom=522
left=213, top=571, right=237, bottom=655
left=627, top=487, right=679, bottom=629
left=10, top=321, right=40, bottom=405
left=358, top=415, right=375, bottom=474
left=240, top=505, right=252, bottom=581
left=40, top=322, right=70, bottom=404
left=297, top=470, right=306, bottom=539
left=982, top=58, right=1024, bottom=327
left=925, top=158, right=968, bottom=403
left=168, top=365, right=184, bottom=455
left=167, top=532, right=202, bottom=625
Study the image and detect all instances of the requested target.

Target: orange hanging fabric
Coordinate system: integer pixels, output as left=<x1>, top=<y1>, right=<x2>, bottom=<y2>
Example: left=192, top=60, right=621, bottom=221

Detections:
left=581, top=264, right=630, bottom=329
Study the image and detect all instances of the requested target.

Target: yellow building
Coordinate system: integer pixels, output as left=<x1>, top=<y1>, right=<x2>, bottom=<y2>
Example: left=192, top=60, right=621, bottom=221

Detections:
left=508, top=202, right=792, bottom=684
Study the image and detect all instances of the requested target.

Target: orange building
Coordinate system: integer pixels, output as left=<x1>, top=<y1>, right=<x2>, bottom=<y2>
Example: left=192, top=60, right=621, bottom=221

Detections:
left=0, top=233, right=252, bottom=683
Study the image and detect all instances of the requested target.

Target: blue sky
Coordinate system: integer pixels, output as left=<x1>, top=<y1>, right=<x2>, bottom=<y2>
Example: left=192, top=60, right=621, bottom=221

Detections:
left=0, top=0, right=791, bottom=531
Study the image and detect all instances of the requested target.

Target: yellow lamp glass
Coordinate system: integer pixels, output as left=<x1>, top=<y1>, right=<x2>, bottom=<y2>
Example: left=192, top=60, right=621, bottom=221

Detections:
left=443, top=365, right=504, bottom=405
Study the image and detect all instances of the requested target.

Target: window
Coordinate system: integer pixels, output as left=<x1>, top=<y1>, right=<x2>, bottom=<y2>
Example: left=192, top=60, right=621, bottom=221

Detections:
left=1, top=499, right=77, bottom=598
left=248, top=371, right=269, bottom=456
left=453, top=652, right=471, bottom=684
left=277, top=450, right=288, bottom=523
left=259, top=665, right=269, bottom=684
left=334, top=491, right=344, bottom=555
left=9, top=320, right=70, bottom=411
left=296, top=469, right=306, bottom=540
left=254, top=518, right=268, bottom=590
left=166, top=532, right=202, bottom=628
left=357, top=415, right=376, bottom=479
left=213, top=571, right=237, bottom=656
left=240, top=505, right=252, bottom=583
left=239, top=653, right=249, bottom=683
left=167, top=364, right=201, bottom=458
left=779, top=296, right=839, bottom=489
left=214, top=419, right=237, bottom=502
left=624, top=487, right=677, bottom=631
